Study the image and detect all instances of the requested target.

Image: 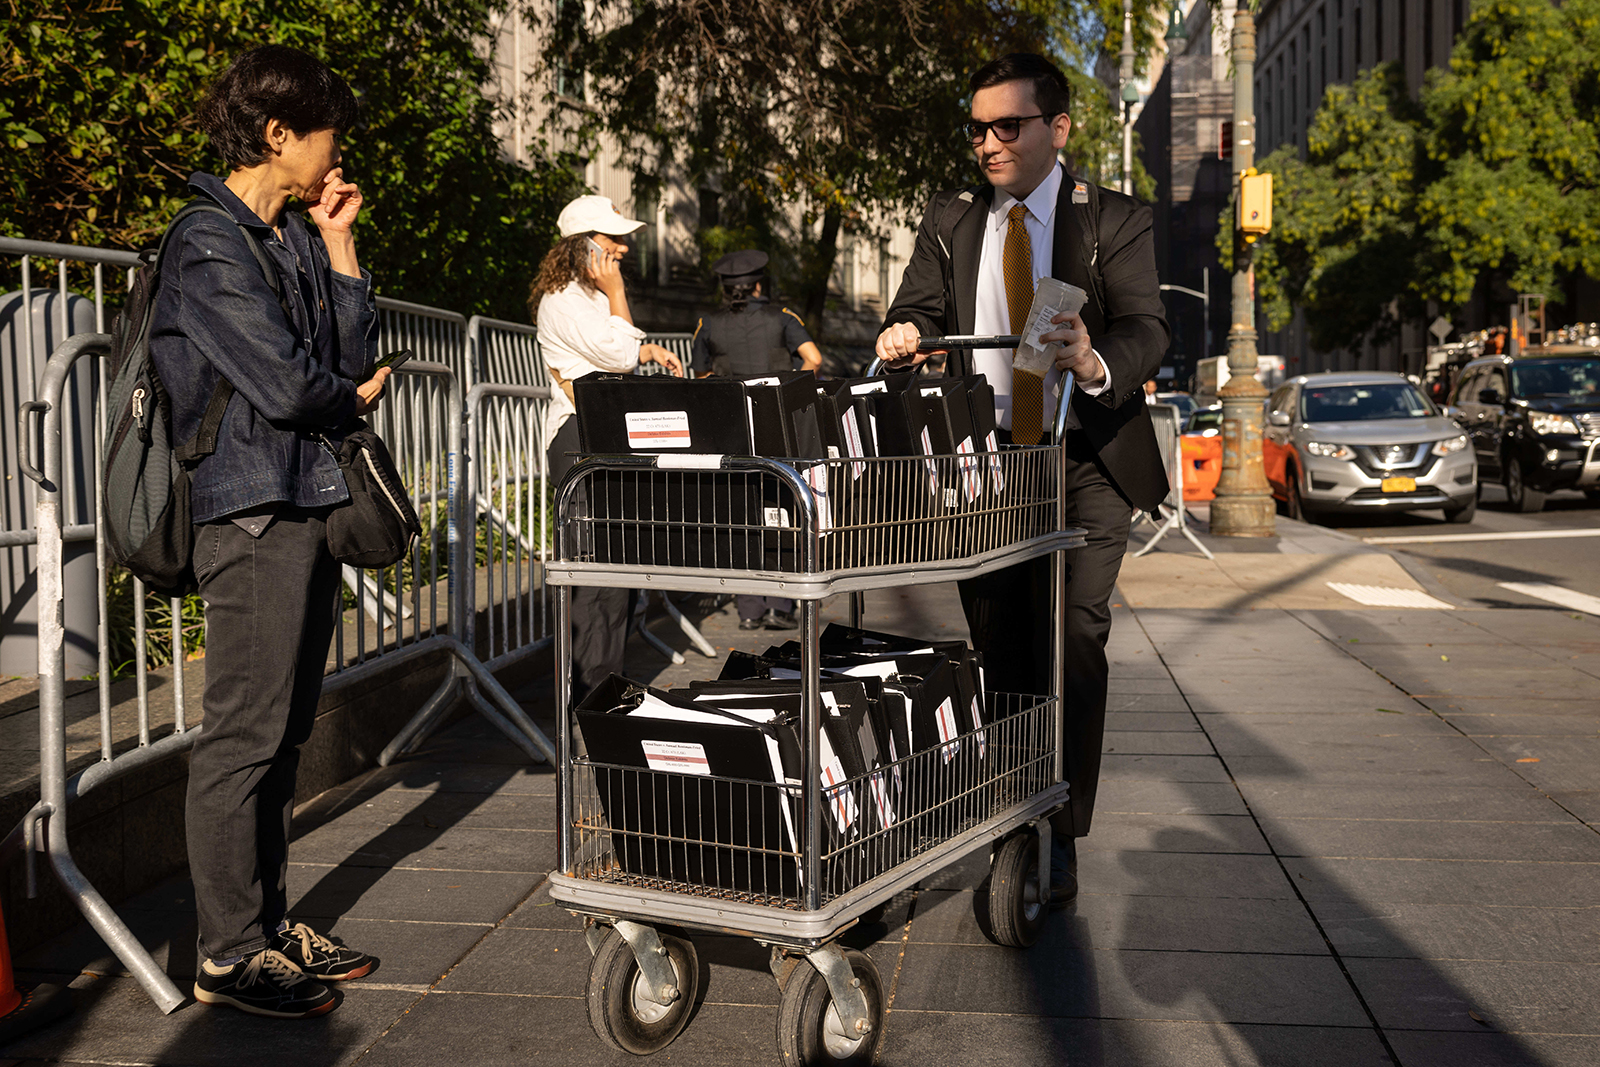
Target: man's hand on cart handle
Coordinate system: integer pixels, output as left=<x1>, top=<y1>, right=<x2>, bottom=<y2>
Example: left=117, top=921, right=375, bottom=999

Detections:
left=875, top=322, right=938, bottom=368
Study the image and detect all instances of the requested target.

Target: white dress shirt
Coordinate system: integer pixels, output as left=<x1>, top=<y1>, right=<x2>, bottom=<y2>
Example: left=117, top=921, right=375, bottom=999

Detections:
left=536, top=279, right=646, bottom=450
left=972, top=162, right=1109, bottom=432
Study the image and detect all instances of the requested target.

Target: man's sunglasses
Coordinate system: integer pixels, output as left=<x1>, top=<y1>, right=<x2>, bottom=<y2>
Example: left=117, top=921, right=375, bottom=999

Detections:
left=964, top=113, right=1058, bottom=145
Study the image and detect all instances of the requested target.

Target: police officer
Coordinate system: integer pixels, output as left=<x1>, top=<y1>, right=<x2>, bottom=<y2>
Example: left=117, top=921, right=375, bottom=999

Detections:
left=691, top=249, right=822, bottom=377
left=694, top=249, right=820, bottom=630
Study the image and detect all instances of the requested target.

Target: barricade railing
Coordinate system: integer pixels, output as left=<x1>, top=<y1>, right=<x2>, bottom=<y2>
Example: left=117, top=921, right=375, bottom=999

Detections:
left=638, top=331, right=694, bottom=375
left=3, top=331, right=556, bottom=1015
left=377, top=296, right=470, bottom=390
left=468, top=315, right=546, bottom=389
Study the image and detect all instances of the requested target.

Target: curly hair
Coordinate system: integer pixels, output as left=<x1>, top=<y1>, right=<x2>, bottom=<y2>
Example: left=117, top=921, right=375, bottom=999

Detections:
left=528, top=234, right=597, bottom=318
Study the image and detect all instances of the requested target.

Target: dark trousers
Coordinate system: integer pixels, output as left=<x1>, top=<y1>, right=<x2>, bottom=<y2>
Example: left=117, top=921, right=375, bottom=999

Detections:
left=957, top=434, right=1134, bottom=838
left=548, top=417, right=633, bottom=704
left=186, top=510, right=342, bottom=961
left=736, top=595, right=793, bottom=621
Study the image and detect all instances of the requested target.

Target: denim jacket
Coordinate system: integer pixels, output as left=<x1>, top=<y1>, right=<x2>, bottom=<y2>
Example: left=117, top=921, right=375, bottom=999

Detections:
left=149, top=172, right=377, bottom=524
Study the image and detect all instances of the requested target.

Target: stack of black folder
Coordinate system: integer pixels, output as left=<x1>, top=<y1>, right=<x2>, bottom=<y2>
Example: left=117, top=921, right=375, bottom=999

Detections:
left=575, top=625, right=991, bottom=899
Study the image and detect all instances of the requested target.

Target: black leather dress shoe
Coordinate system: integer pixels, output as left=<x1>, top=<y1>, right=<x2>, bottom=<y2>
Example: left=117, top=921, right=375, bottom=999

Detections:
left=762, top=609, right=799, bottom=630
left=738, top=617, right=766, bottom=630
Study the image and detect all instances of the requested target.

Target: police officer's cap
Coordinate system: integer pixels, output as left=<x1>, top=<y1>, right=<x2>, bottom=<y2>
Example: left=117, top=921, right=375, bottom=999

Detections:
left=712, top=249, right=768, bottom=286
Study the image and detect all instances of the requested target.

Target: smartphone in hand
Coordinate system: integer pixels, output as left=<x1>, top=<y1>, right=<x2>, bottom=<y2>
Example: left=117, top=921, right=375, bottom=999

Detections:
left=586, top=237, right=610, bottom=263
left=368, top=348, right=413, bottom=381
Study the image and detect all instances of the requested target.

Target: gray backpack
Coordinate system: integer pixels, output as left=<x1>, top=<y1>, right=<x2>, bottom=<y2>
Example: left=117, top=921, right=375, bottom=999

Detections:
left=102, top=201, right=281, bottom=596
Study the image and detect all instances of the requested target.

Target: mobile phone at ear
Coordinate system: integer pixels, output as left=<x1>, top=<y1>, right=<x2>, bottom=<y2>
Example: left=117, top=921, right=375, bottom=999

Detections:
left=369, top=348, right=413, bottom=378
left=586, top=237, right=609, bottom=262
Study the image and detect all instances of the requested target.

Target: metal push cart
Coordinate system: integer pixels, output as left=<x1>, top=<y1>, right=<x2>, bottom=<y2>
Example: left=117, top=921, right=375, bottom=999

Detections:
left=546, top=384, right=1084, bottom=1065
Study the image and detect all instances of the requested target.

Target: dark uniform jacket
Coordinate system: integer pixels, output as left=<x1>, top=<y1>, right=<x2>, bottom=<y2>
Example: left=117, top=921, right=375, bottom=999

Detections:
left=691, top=297, right=813, bottom=377
left=882, top=175, right=1170, bottom=511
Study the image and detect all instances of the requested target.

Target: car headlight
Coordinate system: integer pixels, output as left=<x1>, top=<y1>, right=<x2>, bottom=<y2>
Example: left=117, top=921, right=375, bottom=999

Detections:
left=1305, top=441, right=1352, bottom=459
left=1529, top=411, right=1580, bottom=436
left=1431, top=434, right=1469, bottom=456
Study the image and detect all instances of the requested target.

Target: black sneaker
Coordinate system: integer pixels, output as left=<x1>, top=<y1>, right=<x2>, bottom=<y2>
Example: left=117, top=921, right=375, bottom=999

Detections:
left=762, top=609, right=799, bottom=630
left=738, top=617, right=766, bottom=630
left=194, top=949, right=336, bottom=1018
left=273, top=922, right=376, bottom=981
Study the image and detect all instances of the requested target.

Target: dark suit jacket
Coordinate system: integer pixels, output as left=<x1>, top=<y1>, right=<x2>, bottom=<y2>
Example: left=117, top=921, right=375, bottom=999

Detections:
left=883, top=173, right=1171, bottom=511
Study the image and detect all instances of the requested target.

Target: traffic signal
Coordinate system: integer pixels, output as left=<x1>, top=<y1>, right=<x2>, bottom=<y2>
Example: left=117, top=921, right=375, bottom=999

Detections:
left=1239, top=170, right=1272, bottom=235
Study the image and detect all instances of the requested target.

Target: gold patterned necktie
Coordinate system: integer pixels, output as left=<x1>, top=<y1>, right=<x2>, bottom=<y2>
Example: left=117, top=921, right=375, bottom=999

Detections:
left=1005, top=203, right=1044, bottom=445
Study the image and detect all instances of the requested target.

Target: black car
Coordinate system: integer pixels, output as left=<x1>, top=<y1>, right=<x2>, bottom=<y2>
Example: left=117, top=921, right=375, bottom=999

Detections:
left=1448, top=351, right=1600, bottom=512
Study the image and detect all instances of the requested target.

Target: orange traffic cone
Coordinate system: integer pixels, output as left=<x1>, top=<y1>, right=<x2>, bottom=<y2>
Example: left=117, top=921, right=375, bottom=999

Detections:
left=0, top=895, right=71, bottom=1045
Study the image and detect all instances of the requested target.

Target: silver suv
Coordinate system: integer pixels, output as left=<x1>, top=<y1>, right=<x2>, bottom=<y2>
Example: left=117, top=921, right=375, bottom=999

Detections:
left=1264, top=372, right=1478, bottom=523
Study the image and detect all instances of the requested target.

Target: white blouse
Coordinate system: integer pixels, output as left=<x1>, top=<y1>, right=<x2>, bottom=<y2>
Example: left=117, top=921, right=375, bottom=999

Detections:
left=536, top=279, right=646, bottom=450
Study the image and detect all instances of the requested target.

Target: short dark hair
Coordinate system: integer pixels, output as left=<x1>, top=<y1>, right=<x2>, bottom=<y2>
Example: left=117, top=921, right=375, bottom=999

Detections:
left=969, top=53, right=1072, bottom=117
left=198, top=45, right=359, bottom=169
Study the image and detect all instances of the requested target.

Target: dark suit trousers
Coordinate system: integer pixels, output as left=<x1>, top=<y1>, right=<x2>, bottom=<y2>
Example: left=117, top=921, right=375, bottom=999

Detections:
left=958, top=432, right=1133, bottom=838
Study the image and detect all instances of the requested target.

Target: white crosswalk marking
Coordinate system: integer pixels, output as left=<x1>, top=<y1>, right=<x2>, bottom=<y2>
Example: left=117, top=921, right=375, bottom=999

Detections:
left=1326, top=582, right=1455, bottom=609
left=1497, top=582, right=1600, bottom=617
left=1363, top=528, right=1600, bottom=545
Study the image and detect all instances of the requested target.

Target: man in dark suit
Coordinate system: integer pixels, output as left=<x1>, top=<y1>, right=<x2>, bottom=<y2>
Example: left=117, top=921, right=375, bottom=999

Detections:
left=876, top=53, right=1169, bottom=907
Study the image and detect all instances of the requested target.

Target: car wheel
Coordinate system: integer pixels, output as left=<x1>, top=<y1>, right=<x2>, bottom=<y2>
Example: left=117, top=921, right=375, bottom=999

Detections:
left=1505, top=457, right=1547, bottom=513
left=1443, top=497, right=1476, bottom=524
left=1286, top=466, right=1319, bottom=524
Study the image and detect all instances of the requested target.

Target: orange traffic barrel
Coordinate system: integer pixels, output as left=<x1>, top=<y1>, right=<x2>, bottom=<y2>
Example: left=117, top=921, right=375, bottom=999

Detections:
left=1181, top=435, right=1222, bottom=501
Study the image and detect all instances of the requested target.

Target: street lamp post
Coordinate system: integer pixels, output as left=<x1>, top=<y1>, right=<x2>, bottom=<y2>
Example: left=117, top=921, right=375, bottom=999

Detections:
left=1209, top=4, right=1276, bottom=536
left=1120, top=0, right=1137, bottom=195
left=1160, top=267, right=1210, bottom=362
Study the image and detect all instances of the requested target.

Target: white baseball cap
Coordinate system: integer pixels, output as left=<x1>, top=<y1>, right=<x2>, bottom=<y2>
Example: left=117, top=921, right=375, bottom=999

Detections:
left=557, top=194, right=646, bottom=237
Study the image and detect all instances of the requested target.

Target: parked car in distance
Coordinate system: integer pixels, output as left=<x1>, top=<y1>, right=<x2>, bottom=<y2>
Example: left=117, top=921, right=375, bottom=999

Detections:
left=1447, top=352, right=1600, bottom=512
left=1155, top=391, right=1198, bottom=423
left=1263, top=372, right=1477, bottom=523
left=1183, top=404, right=1223, bottom=437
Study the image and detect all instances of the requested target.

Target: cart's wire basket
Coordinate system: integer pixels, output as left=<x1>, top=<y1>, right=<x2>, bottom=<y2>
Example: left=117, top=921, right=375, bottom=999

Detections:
left=566, top=692, right=1058, bottom=911
left=556, top=446, right=1058, bottom=577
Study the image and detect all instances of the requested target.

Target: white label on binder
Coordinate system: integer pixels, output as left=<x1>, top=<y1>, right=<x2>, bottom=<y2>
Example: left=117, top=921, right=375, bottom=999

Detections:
left=920, top=387, right=942, bottom=397
left=819, top=731, right=858, bottom=833
left=801, top=464, right=832, bottom=531
left=656, top=453, right=722, bottom=469
left=640, top=739, right=711, bottom=775
left=841, top=408, right=866, bottom=479
left=764, top=506, right=790, bottom=527
left=935, top=696, right=960, bottom=763
left=957, top=436, right=982, bottom=501
left=821, top=690, right=842, bottom=717
left=944, top=487, right=958, bottom=508
left=869, top=771, right=895, bottom=829
left=748, top=376, right=782, bottom=385
left=625, top=410, right=692, bottom=449
left=986, top=429, right=1006, bottom=492
left=827, top=445, right=840, bottom=459
left=850, top=381, right=888, bottom=395
left=920, top=426, right=939, bottom=496
left=970, top=693, right=987, bottom=760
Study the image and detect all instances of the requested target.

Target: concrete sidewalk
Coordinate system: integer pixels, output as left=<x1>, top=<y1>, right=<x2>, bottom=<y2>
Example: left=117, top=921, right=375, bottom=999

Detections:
left=5, top=525, right=1599, bottom=1066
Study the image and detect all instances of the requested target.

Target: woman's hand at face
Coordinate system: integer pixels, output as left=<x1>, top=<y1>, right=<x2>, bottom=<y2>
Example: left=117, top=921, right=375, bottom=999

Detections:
left=590, top=246, right=627, bottom=299
left=640, top=343, right=684, bottom=378
left=354, top=366, right=390, bottom=416
left=309, top=168, right=363, bottom=234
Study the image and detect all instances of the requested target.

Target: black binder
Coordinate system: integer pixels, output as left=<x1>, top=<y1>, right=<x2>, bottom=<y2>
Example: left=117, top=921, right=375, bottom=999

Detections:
left=737, top=372, right=828, bottom=459
left=573, top=374, right=754, bottom=455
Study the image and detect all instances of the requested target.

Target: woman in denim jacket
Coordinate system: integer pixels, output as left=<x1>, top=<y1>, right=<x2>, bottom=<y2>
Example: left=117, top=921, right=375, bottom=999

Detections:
left=151, top=45, right=390, bottom=1019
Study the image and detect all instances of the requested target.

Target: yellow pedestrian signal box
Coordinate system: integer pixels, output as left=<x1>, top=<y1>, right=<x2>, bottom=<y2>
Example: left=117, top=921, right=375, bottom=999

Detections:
left=1239, top=171, right=1272, bottom=234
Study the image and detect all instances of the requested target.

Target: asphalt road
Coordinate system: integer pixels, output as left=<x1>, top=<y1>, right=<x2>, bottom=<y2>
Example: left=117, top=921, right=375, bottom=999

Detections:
left=1312, top=485, right=1600, bottom=607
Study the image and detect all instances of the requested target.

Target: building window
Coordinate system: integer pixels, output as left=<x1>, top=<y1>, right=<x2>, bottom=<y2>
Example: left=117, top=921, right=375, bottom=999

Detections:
left=1376, top=0, right=1384, bottom=61
left=1424, top=0, right=1434, bottom=68
left=1399, top=0, right=1408, bottom=71
left=634, top=185, right=658, bottom=286
left=1453, top=0, right=1464, bottom=35
left=1304, top=25, right=1313, bottom=111
left=1319, top=6, right=1328, bottom=95
left=1337, top=0, right=1346, bottom=77
left=697, top=187, right=720, bottom=230
left=554, top=0, right=585, bottom=101
left=1356, top=2, right=1364, bottom=68
left=1290, top=42, right=1298, bottom=126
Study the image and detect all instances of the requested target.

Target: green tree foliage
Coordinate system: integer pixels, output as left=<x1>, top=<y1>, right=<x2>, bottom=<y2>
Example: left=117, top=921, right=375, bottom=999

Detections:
left=1, top=0, right=583, bottom=321
left=550, top=0, right=1164, bottom=333
left=1237, top=0, right=1600, bottom=351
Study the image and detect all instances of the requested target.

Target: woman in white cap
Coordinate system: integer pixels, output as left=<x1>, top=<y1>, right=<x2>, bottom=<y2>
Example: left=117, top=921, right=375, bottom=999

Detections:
left=529, top=194, right=684, bottom=702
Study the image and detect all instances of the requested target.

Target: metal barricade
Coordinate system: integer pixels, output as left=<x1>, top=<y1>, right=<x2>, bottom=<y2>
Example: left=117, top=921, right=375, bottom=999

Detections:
left=638, top=332, right=694, bottom=376
left=377, top=296, right=470, bottom=389
left=4, top=331, right=556, bottom=1014
left=468, top=315, right=547, bottom=388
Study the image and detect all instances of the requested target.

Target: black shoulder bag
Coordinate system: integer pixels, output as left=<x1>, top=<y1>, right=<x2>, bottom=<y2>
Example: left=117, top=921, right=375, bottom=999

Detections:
left=321, top=419, right=422, bottom=568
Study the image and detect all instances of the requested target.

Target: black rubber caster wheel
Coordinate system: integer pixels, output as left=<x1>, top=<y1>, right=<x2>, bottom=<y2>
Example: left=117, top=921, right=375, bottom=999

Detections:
left=776, top=949, right=883, bottom=1066
left=987, top=832, right=1048, bottom=948
left=586, top=926, right=697, bottom=1055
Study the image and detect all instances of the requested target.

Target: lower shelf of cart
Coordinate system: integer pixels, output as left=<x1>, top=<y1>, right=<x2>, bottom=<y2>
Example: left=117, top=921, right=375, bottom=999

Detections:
left=549, top=782, right=1068, bottom=945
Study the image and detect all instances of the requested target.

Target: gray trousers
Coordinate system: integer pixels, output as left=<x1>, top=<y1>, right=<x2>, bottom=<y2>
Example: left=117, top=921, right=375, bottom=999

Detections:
left=186, top=509, right=342, bottom=961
